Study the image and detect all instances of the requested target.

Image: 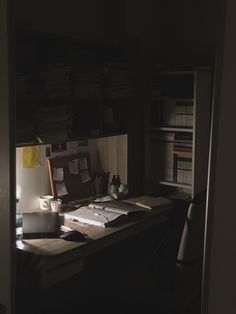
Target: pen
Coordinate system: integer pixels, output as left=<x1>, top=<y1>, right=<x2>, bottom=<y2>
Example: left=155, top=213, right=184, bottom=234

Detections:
left=88, top=208, right=109, bottom=223
left=88, top=204, right=104, bottom=210
left=66, top=217, right=79, bottom=222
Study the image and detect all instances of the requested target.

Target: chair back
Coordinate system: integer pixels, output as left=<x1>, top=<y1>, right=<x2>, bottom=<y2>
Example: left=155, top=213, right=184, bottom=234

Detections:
left=177, top=190, right=206, bottom=263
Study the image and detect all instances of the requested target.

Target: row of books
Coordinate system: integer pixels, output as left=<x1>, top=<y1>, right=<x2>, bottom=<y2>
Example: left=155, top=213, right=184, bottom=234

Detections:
left=174, top=155, right=192, bottom=185
left=102, top=63, right=129, bottom=98
left=153, top=97, right=194, bottom=128
left=150, top=132, right=192, bottom=185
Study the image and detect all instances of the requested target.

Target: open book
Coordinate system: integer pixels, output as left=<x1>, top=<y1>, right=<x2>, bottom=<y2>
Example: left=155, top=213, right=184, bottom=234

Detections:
left=88, top=200, right=151, bottom=215
left=64, top=206, right=127, bottom=227
left=124, top=196, right=173, bottom=210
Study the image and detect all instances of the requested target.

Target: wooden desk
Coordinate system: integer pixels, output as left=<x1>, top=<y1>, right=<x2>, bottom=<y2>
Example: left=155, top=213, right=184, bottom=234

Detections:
left=17, top=206, right=172, bottom=288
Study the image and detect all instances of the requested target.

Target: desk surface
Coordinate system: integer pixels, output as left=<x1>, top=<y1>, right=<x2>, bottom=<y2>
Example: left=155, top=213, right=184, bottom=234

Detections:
left=17, top=205, right=172, bottom=256
left=17, top=205, right=173, bottom=288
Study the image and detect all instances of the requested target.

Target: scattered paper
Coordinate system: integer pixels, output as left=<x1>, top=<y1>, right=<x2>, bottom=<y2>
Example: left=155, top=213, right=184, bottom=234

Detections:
left=79, top=157, right=88, bottom=170
left=80, top=170, right=91, bottom=183
left=53, top=168, right=64, bottom=181
left=56, top=182, right=68, bottom=196
left=68, top=159, right=79, bottom=174
left=21, top=146, right=41, bottom=168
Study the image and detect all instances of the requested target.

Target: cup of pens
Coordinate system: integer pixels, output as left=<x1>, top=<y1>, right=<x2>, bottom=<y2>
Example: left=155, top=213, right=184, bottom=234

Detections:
left=94, top=175, right=103, bottom=195
left=94, top=171, right=110, bottom=195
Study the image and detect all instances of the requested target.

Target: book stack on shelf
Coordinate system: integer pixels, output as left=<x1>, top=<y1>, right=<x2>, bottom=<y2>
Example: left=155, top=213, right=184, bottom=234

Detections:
left=72, top=65, right=102, bottom=98
left=102, top=62, right=129, bottom=98
left=16, top=72, right=33, bottom=98
left=16, top=72, right=36, bottom=143
left=150, top=131, right=175, bottom=182
left=173, top=133, right=193, bottom=185
left=37, top=104, right=74, bottom=144
left=70, top=65, right=103, bottom=137
left=34, top=65, right=74, bottom=143
left=15, top=30, right=131, bottom=144
left=38, top=65, right=72, bottom=99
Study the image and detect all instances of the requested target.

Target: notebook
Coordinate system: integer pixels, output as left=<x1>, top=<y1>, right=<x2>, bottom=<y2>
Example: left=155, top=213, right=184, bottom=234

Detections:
left=23, top=212, right=60, bottom=239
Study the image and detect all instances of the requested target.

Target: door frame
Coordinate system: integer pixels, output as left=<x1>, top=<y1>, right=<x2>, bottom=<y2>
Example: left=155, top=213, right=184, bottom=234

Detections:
left=0, top=0, right=16, bottom=313
left=202, top=0, right=236, bottom=313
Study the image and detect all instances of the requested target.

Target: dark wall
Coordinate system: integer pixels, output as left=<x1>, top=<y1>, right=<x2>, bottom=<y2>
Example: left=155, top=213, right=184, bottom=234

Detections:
left=203, top=0, right=236, bottom=313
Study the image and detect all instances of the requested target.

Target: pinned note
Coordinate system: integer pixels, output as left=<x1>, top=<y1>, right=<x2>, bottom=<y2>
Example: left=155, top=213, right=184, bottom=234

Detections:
left=56, top=182, right=68, bottom=197
left=21, top=146, right=40, bottom=168
left=68, top=159, right=79, bottom=175
left=53, top=168, right=64, bottom=181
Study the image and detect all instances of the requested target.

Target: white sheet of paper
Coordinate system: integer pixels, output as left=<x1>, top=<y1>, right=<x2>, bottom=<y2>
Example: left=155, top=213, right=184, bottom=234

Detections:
left=79, top=157, right=88, bottom=170
left=80, top=170, right=91, bottom=183
left=68, top=159, right=79, bottom=174
left=56, top=182, right=68, bottom=196
left=53, top=168, right=64, bottom=181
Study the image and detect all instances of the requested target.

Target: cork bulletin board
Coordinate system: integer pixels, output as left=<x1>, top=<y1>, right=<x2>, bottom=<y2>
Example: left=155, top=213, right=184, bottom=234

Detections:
left=47, top=153, right=95, bottom=203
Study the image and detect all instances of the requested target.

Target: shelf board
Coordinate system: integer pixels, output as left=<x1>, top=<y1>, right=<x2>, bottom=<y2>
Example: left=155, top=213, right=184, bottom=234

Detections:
left=150, top=97, right=194, bottom=102
left=103, top=95, right=129, bottom=100
left=158, top=70, right=195, bottom=75
left=16, top=130, right=128, bottom=147
left=173, top=98, right=194, bottom=102
left=69, top=130, right=128, bottom=141
left=151, top=127, right=193, bottom=133
left=157, top=180, right=192, bottom=189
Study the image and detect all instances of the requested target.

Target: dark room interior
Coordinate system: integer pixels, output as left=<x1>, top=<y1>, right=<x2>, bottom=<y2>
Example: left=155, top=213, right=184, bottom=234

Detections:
left=1, top=1, right=236, bottom=314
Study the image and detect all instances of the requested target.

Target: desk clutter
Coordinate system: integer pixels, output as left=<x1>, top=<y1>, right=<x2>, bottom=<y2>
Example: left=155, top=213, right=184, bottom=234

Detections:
left=64, top=197, right=173, bottom=228
left=19, top=153, right=173, bottom=241
left=21, top=196, right=173, bottom=241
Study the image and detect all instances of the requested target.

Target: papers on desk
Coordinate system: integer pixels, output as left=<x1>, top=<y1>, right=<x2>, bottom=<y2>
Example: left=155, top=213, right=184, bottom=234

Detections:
left=124, top=196, right=173, bottom=210
left=65, top=198, right=172, bottom=228
left=64, top=206, right=127, bottom=227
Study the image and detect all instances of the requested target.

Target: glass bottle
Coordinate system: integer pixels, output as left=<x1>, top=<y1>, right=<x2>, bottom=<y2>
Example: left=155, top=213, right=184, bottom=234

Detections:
left=110, top=175, right=119, bottom=194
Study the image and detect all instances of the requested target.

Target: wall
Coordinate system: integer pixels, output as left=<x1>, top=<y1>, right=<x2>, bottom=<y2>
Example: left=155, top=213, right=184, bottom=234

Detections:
left=15, top=0, right=104, bottom=37
left=203, top=0, right=236, bottom=313
left=16, top=135, right=127, bottom=211
left=16, top=0, right=220, bottom=66
left=126, top=0, right=222, bottom=67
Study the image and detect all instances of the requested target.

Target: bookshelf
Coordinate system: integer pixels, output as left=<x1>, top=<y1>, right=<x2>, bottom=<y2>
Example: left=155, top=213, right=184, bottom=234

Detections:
left=144, top=68, right=212, bottom=199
